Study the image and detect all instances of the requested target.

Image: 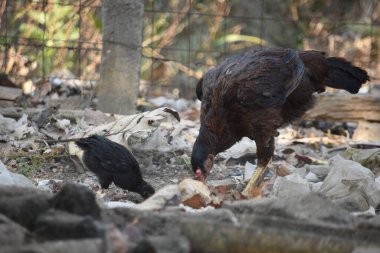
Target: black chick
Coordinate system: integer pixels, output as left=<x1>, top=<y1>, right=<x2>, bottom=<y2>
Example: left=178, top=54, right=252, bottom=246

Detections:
left=75, top=135, right=155, bottom=199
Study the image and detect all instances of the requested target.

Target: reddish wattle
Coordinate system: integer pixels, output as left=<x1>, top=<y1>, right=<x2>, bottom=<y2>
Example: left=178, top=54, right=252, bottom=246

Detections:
left=195, top=168, right=205, bottom=181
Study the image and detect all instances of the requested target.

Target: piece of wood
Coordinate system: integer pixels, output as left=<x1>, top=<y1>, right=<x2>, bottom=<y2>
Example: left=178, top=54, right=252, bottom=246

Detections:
left=304, top=94, right=380, bottom=122
left=0, top=86, right=22, bottom=101
left=353, top=121, right=380, bottom=141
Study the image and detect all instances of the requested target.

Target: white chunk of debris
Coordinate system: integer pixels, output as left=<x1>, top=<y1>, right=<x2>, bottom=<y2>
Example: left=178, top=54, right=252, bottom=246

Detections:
left=244, top=161, right=256, bottom=181
left=319, top=155, right=380, bottom=208
left=305, top=172, right=319, bottom=183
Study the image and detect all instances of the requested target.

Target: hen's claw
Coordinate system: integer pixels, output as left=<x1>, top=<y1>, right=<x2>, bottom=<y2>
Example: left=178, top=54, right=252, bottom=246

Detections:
left=242, top=166, right=268, bottom=197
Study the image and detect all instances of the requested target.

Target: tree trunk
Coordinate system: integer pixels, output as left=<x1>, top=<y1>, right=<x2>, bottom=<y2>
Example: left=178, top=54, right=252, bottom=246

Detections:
left=97, top=0, right=144, bottom=114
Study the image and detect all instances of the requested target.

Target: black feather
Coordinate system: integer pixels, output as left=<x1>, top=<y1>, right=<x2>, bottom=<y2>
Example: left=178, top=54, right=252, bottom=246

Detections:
left=75, top=135, right=155, bottom=199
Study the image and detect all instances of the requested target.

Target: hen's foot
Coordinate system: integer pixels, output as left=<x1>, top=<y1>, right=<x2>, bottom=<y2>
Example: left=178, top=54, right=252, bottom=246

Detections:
left=242, top=166, right=268, bottom=197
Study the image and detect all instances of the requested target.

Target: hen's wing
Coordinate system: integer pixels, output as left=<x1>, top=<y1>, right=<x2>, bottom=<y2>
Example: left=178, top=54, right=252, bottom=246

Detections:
left=199, top=48, right=305, bottom=109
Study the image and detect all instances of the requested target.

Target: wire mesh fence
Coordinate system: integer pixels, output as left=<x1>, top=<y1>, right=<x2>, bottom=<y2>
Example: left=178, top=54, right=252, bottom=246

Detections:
left=0, top=0, right=379, bottom=99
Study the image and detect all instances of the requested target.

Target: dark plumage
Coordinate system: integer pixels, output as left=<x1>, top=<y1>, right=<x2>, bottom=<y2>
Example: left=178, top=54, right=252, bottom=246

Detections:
left=75, top=135, right=155, bottom=199
left=192, top=47, right=369, bottom=196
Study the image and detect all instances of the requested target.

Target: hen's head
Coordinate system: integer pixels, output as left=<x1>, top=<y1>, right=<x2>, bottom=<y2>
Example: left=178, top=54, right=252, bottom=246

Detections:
left=191, top=134, right=215, bottom=181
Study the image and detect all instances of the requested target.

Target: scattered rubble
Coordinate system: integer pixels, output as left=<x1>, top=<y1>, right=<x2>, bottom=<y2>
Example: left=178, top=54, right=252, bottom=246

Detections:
left=1, top=94, right=380, bottom=251
left=1, top=184, right=380, bottom=253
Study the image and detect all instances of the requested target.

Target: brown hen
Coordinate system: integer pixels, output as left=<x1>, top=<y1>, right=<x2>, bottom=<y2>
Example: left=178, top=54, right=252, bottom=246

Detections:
left=191, top=48, right=369, bottom=197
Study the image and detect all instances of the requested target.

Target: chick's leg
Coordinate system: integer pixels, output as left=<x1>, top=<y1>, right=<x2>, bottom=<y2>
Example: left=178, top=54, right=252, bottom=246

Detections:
left=242, top=136, right=274, bottom=197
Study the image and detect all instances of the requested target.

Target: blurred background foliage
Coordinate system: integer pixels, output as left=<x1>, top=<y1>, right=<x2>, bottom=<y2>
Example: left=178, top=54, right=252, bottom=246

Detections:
left=0, top=0, right=378, bottom=98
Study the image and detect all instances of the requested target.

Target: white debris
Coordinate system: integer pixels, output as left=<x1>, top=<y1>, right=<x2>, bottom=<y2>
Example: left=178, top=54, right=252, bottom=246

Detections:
left=319, top=155, right=380, bottom=208
left=244, top=161, right=256, bottom=181
left=105, top=201, right=137, bottom=209
left=305, top=164, right=330, bottom=179
left=351, top=206, right=376, bottom=217
left=305, top=172, right=319, bottom=183
left=310, top=182, right=323, bottom=192
left=285, top=173, right=309, bottom=185
left=219, top=137, right=257, bottom=160
left=270, top=174, right=311, bottom=198
left=36, top=179, right=64, bottom=192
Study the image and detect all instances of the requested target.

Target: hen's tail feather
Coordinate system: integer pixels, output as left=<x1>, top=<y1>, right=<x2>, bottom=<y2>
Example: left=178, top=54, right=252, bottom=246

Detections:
left=325, top=57, right=369, bottom=94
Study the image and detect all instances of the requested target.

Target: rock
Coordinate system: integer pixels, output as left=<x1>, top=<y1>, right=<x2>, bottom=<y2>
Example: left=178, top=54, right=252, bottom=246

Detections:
left=310, top=181, right=323, bottom=192
left=105, top=201, right=136, bottom=209
left=138, top=235, right=190, bottom=253
left=352, top=247, right=380, bottom=253
left=305, top=172, right=319, bottom=183
left=34, top=210, right=104, bottom=240
left=319, top=155, right=380, bottom=210
left=270, top=174, right=310, bottom=198
left=352, top=206, right=376, bottom=218
left=36, top=179, right=64, bottom=192
left=224, top=193, right=354, bottom=225
left=51, top=183, right=101, bottom=220
left=133, top=239, right=156, bottom=253
left=294, top=167, right=307, bottom=178
left=187, top=208, right=239, bottom=225
left=305, top=164, right=330, bottom=179
left=334, top=191, right=370, bottom=212
left=0, top=214, right=28, bottom=247
left=0, top=238, right=104, bottom=253
left=0, top=114, right=17, bottom=135
left=0, top=161, right=35, bottom=188
left=0, top=186, right=51, bottom=229
left=343, top=147, right=380, bottom=176
left=134, top=185, right=181, bottom=211
left=105, top=225, right=129, bottom=253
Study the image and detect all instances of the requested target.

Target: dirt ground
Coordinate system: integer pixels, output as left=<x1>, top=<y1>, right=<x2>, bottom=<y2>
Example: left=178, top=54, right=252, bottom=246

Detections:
left=2, top=112, right=350, bottom=204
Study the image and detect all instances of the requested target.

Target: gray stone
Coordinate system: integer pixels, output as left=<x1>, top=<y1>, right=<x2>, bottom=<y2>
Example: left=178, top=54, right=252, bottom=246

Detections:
left=0, top=239, right=104, bottom=253
left=319, top=155, right=380, bottom=209
left=305, top=164, right=330, bottom=179
left=0, top=214, right=28, bottom=247
left=146, top=235, right=190, bottom=253
left=0, top=186, right=51, bottom=229
left=51, top=183, right=101, bottom=220
left=270, top=174, right=311, bottom=198
left=334, top=191, right=370, bottom=212
left=351, top=247, right=380, bottom=253
left=184, top=208, right=239, bottom=225
left=223, top=193, right=354, bottom=225
left=305, top=172, right=320, bottom=183
left=34, top=210, right=104, bottom=240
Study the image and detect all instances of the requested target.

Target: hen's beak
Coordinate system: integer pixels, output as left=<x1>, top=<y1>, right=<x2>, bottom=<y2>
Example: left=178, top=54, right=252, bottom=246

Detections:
left=195, top=168, right=205, bottom=181
left=194, top=154, right=214, bottom=182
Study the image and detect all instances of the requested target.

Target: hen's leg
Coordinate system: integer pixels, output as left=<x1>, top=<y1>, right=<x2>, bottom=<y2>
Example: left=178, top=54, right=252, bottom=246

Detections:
left=242, top=136, right=275, bottom=197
